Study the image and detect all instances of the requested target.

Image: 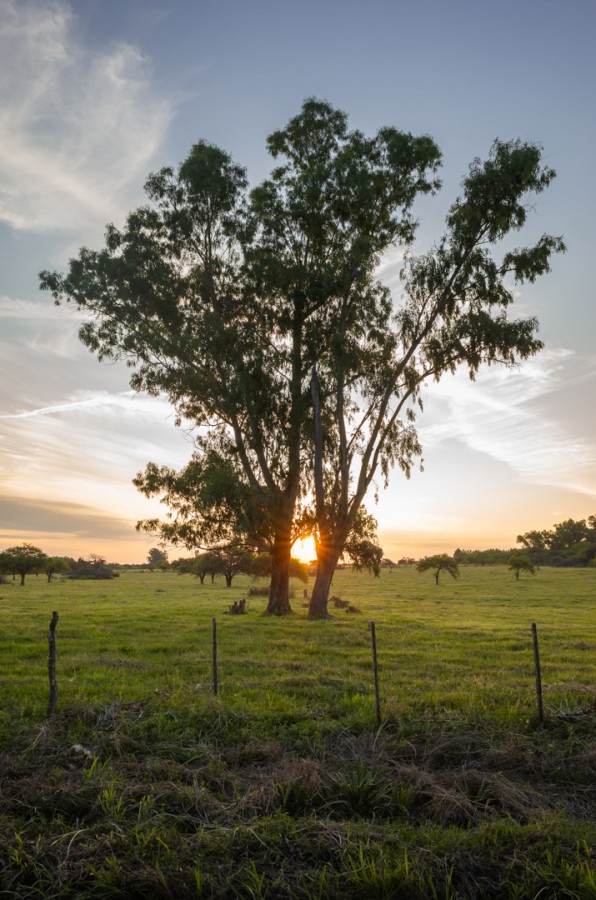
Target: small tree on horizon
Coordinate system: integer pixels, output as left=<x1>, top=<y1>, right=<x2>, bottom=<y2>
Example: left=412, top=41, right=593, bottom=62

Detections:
left=417, top=554, right=460, bottom=586
left=508, top=552, right=536, bottom=580
left=44, top=557, right=71, bottom=583
left=147, top=547, right=169, bottom=569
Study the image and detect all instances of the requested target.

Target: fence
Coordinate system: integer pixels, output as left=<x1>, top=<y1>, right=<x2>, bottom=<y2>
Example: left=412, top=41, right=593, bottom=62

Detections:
left=45, top=612, right=554, bottom=726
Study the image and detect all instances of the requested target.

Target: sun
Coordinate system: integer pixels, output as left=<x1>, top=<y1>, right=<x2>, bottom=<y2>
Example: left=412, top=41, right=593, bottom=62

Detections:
left=291, top=535, right=317, bottom=564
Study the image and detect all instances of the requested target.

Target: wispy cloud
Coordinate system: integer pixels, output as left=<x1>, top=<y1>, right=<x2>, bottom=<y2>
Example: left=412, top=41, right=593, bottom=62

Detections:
left=418, top=348, right=596, bottom=497
left=0, top=0, right=175, bottom=235
left=0, top=390, right=138, bottom=420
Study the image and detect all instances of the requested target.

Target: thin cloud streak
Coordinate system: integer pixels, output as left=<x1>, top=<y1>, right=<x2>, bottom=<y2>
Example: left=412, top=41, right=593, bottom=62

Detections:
left=0, top=391, right=138, bottom=420
left=0, top=0, right=175, bottom=236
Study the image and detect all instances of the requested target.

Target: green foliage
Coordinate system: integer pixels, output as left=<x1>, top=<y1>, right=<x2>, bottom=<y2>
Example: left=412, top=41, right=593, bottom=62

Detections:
left=517, top=514, right=596, bottom=567
left=134, top=435, right=272, bottom=555
left=508, top=552, right=536, bottom=580
left=43, top=557, right=71, bottom=583
left=0, top=543, right=48, bottom=585
left=417, top=554, right=460, bottom=585
left=40, top=100, right=564, bottom=618
left=146, top=547, right=168, bottom=569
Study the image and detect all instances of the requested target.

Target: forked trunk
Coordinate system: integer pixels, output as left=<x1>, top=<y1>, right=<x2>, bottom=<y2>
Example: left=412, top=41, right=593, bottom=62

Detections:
left=308, top=547, right=341, bottom=619
left=266, top=533, right=293, bottom=615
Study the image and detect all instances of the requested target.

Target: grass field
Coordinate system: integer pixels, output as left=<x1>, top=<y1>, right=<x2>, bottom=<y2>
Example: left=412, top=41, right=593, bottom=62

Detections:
left=1, top=566, right=594, bottom=898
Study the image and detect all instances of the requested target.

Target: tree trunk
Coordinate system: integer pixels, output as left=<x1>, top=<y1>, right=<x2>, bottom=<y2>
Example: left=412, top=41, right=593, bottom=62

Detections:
left=47, top=573, right=52, bottom=583
left=308, top=547, right=341, bottom=619
left=20, top=572, right=25, bottom=586
left=435, top=570, right=439, bottom=585
left=266, top=533, right=293, bottom=615
left=198, top=573, right=206, bottom=584
left=225, top=574, right=233, bottom=587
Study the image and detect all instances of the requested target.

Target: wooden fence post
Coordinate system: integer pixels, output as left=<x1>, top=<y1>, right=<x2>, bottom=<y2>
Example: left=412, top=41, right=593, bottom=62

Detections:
left=531, top=622, right=544, bottom=724
left=370, top=621, right=381, bottom=726
left=212, top=617, right=218, bottom=696
left=48, top=611, right=59, bottom=716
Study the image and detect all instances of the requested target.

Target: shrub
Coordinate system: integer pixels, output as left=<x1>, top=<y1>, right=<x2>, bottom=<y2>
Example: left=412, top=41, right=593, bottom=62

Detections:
left=67, top=556, right=118, bottom=580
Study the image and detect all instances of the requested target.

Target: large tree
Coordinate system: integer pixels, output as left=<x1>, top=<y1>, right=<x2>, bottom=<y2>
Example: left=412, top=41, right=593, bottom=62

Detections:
left=40, top=98, right=441, bottom=615
left=306, top=138, right=564, bottom=617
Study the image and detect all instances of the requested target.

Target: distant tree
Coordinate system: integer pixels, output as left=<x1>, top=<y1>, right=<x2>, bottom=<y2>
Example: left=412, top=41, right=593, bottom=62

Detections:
left=516, top=529, right=549, bottom=552
left=517, top=514, right=596, bottom=567
left=549, top=518, right=589, bottom=553
left=417, top=554, right=459, bottom=586
left=190, top=552, right=221, bottom=584
left=44, top=557, right=71, bottom=583
left=147, top=547, right=169, bottom=569
left=209, top=544, right=257, bottom=588
left=0, top=544, right=48, bottom=585
left=508, top=552, right=535, bottom=580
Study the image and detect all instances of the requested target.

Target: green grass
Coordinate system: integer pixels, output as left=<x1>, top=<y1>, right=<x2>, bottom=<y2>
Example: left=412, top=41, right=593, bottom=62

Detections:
left=0, top=566, right=594, bottom=897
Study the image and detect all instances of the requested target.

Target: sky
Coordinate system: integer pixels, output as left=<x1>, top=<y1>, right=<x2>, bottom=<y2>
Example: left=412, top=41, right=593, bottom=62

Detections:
left=1, top=0, right=595, bottom=564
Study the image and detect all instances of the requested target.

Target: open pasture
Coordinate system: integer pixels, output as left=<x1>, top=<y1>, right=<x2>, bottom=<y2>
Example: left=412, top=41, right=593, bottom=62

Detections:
left=1, top=566, right=594, bottom=898
left=1, top=565, right=594, bottom=727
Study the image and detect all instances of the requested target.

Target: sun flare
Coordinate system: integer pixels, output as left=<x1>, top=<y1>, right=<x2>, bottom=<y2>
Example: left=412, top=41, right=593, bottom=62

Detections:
left=291, top=535, right=317, bottom=564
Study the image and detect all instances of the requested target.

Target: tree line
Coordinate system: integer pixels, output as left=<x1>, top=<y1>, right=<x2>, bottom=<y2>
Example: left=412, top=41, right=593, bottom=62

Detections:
left=0, top=545, right=117, bottom=585
left=40, top=98, right=564, bottom=618
left=165, top=548, right=307, bottom=587
left=452, top=514, right=596, bottom=570
left=516, top=515, right=596, bottom=567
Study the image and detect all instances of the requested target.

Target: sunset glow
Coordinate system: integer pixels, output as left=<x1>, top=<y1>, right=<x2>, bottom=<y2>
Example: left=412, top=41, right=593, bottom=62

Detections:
left=0, top=1, right=594, bottom=565
left=292, top=536, right=317, bottom=564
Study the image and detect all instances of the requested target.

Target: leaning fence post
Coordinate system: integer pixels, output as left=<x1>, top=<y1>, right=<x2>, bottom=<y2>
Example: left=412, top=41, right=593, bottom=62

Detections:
left=48, top=611, right=59, bottom=716
left=370, top=621, right=381, bottom=726
left=212, top=617, right=219, bottom=696
left=531, top=622, right=544, bottom=724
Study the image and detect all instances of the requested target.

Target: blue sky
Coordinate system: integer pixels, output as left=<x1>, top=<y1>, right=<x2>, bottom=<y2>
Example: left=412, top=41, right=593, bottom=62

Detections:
left=1, top=0, right=595, bottom=562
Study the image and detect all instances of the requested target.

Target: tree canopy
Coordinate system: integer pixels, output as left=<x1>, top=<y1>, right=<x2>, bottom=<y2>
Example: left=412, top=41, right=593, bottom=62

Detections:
left=41, top=98, right=564, bottom=617
left=517, top=515, right=596, bottom=567
left=417, top=554, right=460, bottom=586
left=146, top=548, right=169, bottom=569
left=0, top=544, right=48, bottom=585
left=508, top=552, right=536, bottom=580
